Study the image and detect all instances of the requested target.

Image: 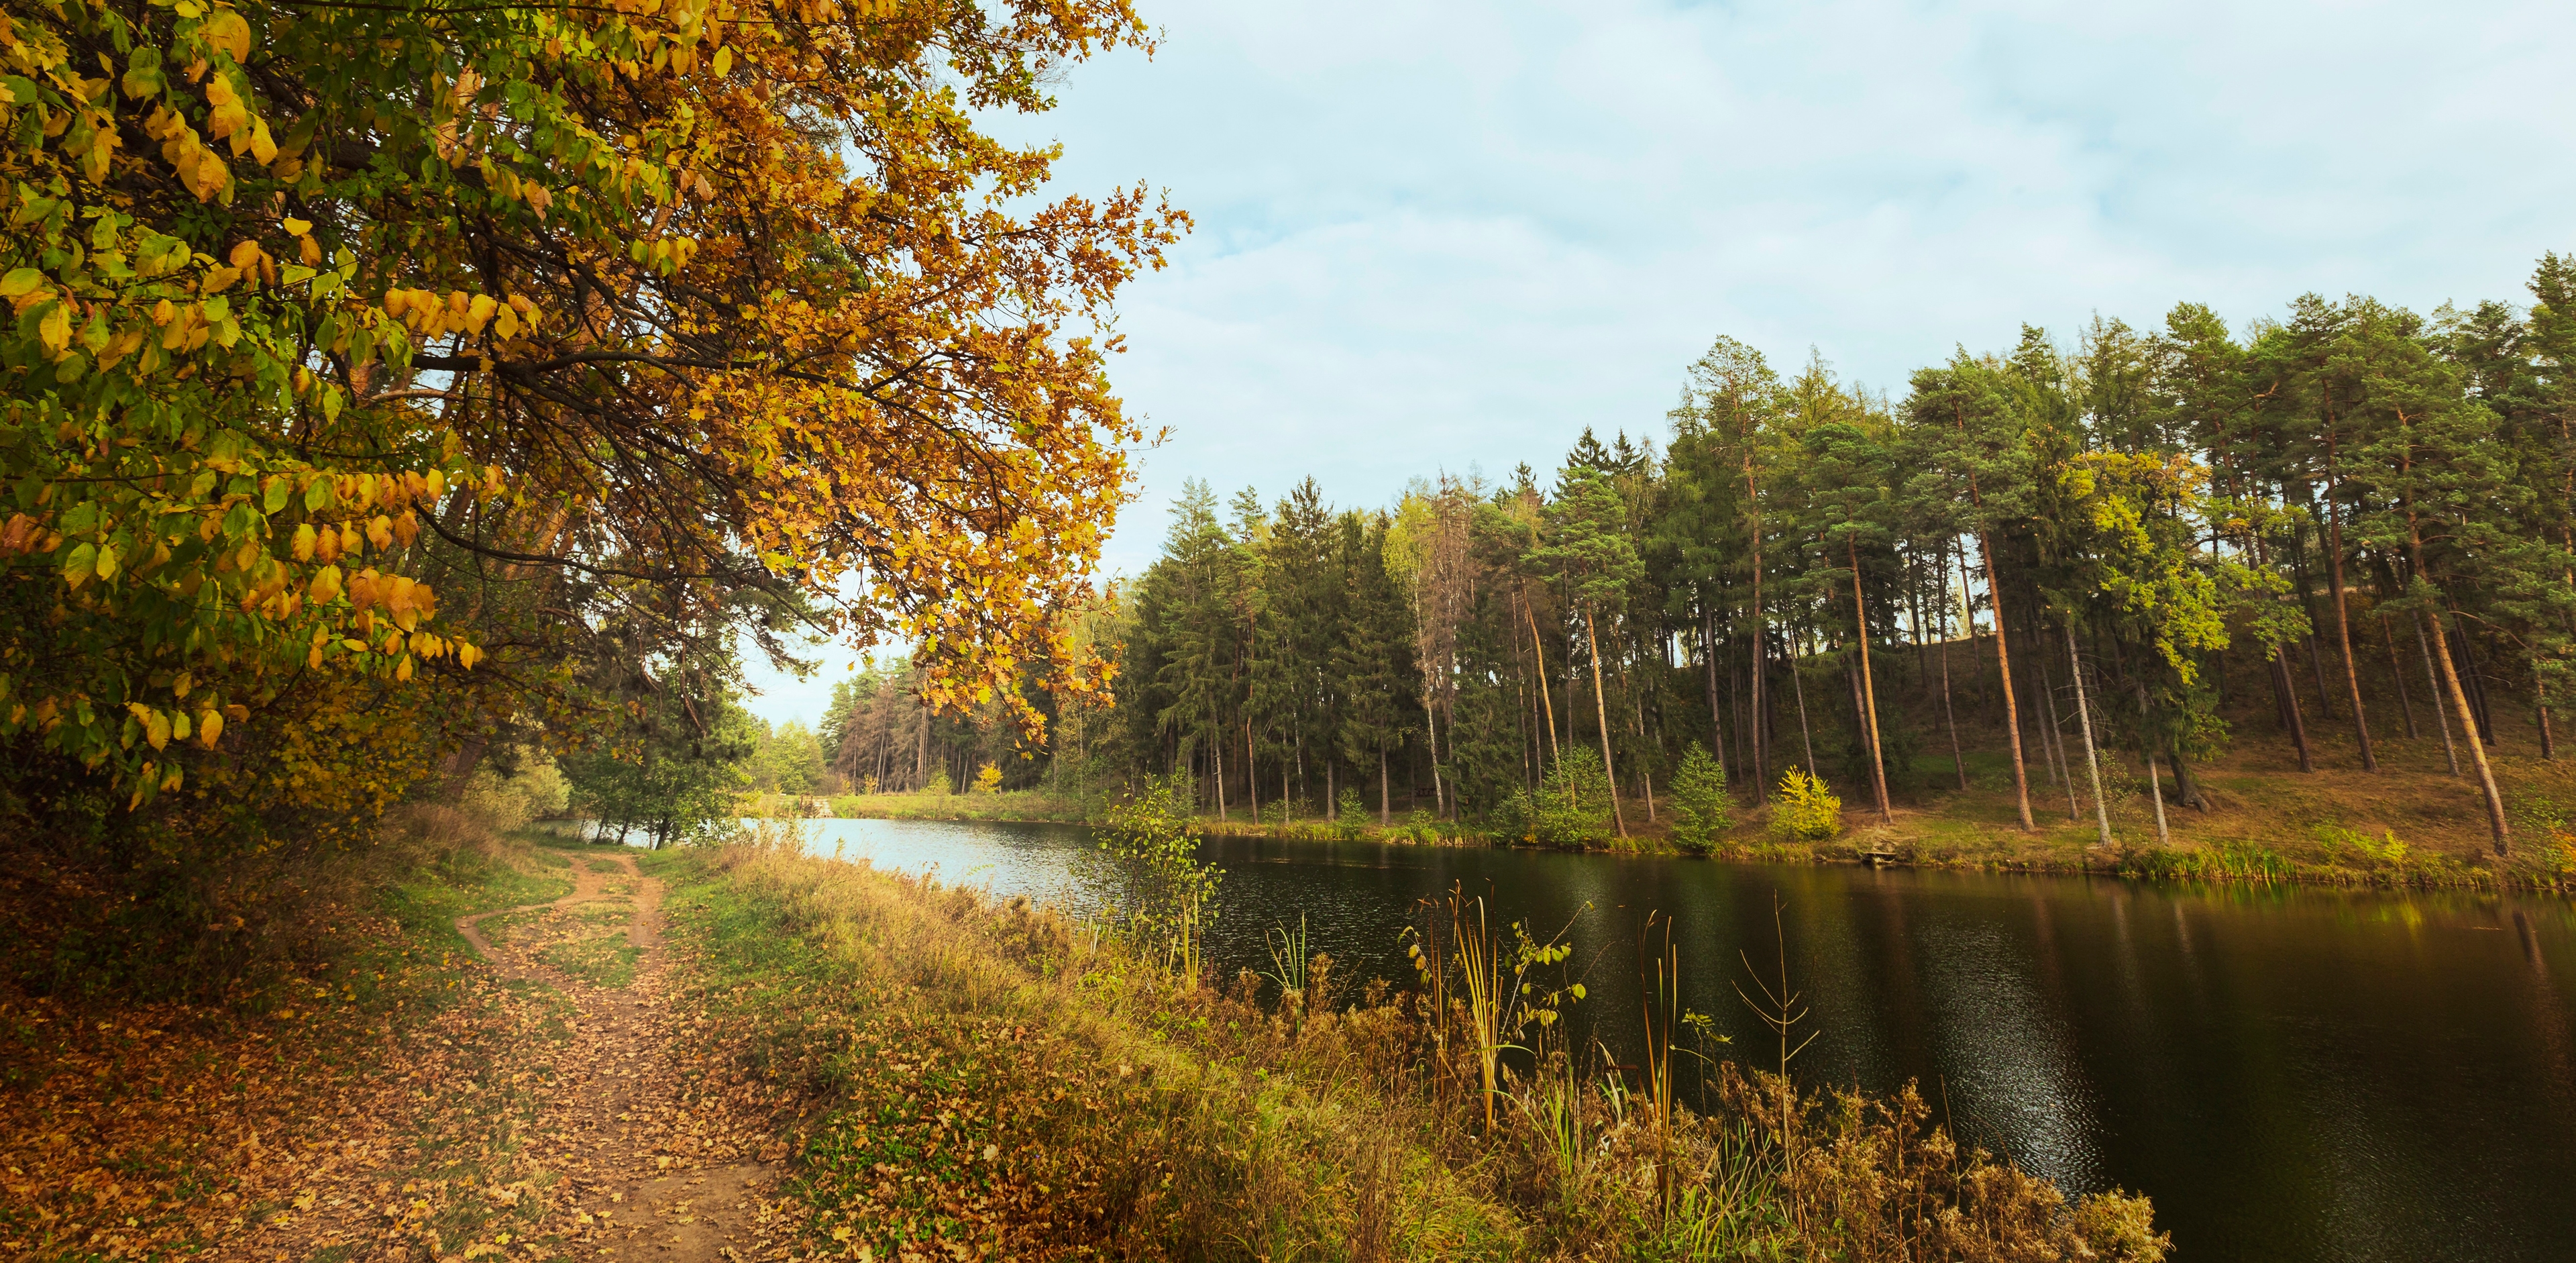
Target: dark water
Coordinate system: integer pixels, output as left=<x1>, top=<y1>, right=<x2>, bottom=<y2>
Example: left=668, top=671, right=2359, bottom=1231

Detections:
left=789, top=818, right=2576, bottom=1263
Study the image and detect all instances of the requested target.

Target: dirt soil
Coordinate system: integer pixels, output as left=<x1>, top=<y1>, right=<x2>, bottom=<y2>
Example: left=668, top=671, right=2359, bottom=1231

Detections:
left=249, top=851, right=794, bottom=1262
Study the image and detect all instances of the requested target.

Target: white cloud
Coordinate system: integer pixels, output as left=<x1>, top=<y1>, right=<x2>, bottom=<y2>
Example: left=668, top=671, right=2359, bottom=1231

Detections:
left=761, top=0, right=2576, bottom=725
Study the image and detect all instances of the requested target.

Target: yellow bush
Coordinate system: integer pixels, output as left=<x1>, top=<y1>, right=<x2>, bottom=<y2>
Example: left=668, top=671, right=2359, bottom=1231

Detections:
left=1770, top=767, right=1842, bottom=842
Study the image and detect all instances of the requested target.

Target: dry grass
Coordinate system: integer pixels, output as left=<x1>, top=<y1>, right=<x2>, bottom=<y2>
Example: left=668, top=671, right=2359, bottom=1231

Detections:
left=663, top=842, right=2169, bottom=1262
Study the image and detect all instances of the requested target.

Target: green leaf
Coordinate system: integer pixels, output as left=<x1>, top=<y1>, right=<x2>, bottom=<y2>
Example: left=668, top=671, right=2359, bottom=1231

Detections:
left=0, top=268, right=43, bottom=299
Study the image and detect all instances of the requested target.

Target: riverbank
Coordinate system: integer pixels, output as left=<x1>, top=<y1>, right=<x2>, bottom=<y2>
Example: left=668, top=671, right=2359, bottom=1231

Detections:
left=1186, top=729, right=2576, bottom=891
left=1, top=830, right=2167, bottom=1260
left=659, top=840, right=2167, bottom=1260
left=796, top=728, right=2576, bottom=891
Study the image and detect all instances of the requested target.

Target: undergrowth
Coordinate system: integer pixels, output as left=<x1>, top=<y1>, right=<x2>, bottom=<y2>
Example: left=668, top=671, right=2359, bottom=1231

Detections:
left=659, top=842, right=2169, bottom=1262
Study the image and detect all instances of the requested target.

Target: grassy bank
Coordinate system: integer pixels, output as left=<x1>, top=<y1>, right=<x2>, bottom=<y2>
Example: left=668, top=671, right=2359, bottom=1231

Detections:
left=820, top=789, right=1091, bottom=824
left=1137, top=727, right=2576, bottom=893
left=655, top=841, right=2167, bottom=1261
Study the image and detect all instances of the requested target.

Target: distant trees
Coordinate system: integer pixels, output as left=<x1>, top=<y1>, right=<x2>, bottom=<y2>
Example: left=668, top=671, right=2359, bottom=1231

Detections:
left=1065, top=257, right=2576, bottom=855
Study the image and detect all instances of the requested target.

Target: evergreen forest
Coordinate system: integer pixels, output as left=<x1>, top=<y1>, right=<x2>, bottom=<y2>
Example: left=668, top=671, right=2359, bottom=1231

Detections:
left=924, top=262, right=2576, bottom=861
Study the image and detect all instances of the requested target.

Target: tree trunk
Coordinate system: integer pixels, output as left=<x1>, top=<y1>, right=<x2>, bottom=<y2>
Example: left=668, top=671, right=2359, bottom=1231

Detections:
left=1849, top=538, right=1894, bottom=821
left=2412, top=611, right=2462, bottom=776
left=1940, top=622, right=1967, bottom=792
left=1976, top=531, right=2036, bottom=830
left=2452, top=617, right=2498, bottom=746
left=1380, top=744, right=1391, bottom=825
left=2380, top=615, right=2420, bottom=739
left=1746, top=454, right=1768, bottom=799
left=2426, top=603, right=2510, bottom=852
left=1215, top=729, right=1228, bottom=821
left=1789, top=631, right=1818, bottom=776
left=2036, top=650, right=2078, bottom=819
left=1585, top=603, right=1628, bottom=838
left=2322, top=485, right=2377, bottom=770
left=2066, top=623, right=2113, bottom=848
left=2271, top=648, right=2315, bottom=772
left=2135, top=681, right=2171, bottom=846
left=2411, top=526, right=2508, bottom=850
left=1525, top=593, right=1561, bottom=768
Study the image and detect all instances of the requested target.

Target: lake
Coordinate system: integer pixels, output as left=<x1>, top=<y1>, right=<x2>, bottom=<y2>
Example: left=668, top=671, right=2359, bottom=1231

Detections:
left=771, top=817, right=2576, bottom=1263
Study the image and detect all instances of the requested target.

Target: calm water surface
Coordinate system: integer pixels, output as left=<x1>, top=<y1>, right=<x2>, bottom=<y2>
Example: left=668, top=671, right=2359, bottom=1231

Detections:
left=780, top=818, right=2576, bottom=1263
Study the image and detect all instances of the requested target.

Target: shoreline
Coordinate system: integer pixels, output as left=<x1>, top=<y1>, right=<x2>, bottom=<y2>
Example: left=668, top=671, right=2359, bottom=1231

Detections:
left=784, top=799, right=2573, bottom=895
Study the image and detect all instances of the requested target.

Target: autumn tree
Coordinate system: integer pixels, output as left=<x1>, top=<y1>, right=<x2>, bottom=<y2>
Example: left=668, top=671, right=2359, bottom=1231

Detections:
left=1, top=0, right=1177, bottom=852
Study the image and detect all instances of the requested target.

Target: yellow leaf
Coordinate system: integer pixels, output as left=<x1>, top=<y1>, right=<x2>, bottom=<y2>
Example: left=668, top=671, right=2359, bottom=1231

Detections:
left=309, top=564, right=341, bottom=603
left=203, top=9, right=252, bottom=61
left=38, top=302, right=72, bottom=356
left=282, top=217, right=311, bottom=236
left=199, top=709, right=224, bottom=747
left=292, top=523, right=316, bottom=562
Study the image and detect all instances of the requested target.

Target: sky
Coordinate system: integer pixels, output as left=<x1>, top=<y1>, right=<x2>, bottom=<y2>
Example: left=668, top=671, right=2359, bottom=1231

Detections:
left=739, top=0, right=2576, bottom=727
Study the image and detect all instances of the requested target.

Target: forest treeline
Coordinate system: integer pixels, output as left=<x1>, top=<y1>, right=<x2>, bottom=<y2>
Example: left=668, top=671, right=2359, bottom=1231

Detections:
left=896, top=258, right=2576, bottom=855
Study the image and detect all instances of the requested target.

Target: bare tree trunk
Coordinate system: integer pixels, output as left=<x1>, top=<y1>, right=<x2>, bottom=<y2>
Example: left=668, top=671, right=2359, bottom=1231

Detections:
left=2271, top=649, right=2315, bottom=772
left=2066, top=623, right=2113, bottom=848
left=1851, top=538, right=1894, bottom=821
left=1585, top=603, right=1628, bottom=838
left=2404, top=505, right=2505, bottom=847
left=2037, top=650, right=2078, bottom=820
left=1525, top=593, right=1561, bottom=768
left=1940, top=542, right=1967, bottom=791
left=2322, top=485, right=2377, bottom=769
left=2426, top=601, right=2510, bottom=852
left=1976, top=530, right=2036, bottom=830
left=2381, top=615, right=2420, bottom=738
left=2135, top=681, right=2171, bottom=846
left=2412, top=611, right=2461, bottom=776
left=1790, top=630, right=1818, bottom=776
left=1380, top=744, right=1391, bottom=825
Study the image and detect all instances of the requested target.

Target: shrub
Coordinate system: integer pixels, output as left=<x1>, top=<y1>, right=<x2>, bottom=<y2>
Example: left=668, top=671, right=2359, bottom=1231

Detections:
left=1667, top=743, right=1729, bottom=853
left=1520, top=747, right=1614, bottom=848
left=1334, top=787, right=1367, bottom=840
left=1770, top=767, right=1842, bottom=842
left=2313, top=822, right=2408, bottom=865
left=1077, top=776, right=1222, bottom=985
left=971, top=761, right=1004, bottom=795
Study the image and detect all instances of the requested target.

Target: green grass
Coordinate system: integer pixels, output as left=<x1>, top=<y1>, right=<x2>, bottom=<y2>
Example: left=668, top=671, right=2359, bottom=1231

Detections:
left=823, top=790, right=1089, bottom=823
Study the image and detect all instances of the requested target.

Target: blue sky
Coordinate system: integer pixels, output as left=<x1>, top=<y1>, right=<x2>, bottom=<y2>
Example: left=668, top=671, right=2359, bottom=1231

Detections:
left=740, top=0, right=2576, bottom=727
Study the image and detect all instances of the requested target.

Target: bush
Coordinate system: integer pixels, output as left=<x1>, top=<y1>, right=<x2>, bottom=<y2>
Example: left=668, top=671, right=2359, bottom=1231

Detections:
left=971, top=761, right=1004, bottom=795
left=1667, top=743, right=1730, bottom=853
left=1077, top=776, right=1222, bottom=985
left=1770, top=766, right=1842, bottom=842
left=1516, top=746, right=1614, bottom=848
left=1334, top=787, right=1367, bottom=840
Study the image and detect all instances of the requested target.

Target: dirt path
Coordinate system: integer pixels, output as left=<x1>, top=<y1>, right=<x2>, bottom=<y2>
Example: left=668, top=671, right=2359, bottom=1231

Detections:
left=458, top=852, right=780, bottom=1262
left=242, top=851, right=791, bottom=1262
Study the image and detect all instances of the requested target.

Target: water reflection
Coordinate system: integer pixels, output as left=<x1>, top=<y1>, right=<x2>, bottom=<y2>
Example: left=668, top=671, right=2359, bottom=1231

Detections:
left=765, top=817, right=2576, bottom=1263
